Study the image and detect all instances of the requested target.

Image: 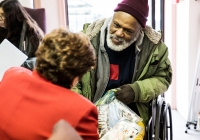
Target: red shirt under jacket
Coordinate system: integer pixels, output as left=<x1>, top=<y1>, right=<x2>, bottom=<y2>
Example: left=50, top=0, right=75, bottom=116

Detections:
left=0, top=67, right=99, bottom=140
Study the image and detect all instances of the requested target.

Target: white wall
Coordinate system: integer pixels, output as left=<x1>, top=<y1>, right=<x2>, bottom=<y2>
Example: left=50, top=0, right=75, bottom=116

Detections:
left=176, top=0, right=200, bottom=120
left=39, top=0, right=59, bottom=34
left=19, top=0, right=33, bottom=8
left=188, top=0, right=200, bottom=115
left=164, top=0, right=173, bottom=107
left=176, top=0, right=189, bottom=119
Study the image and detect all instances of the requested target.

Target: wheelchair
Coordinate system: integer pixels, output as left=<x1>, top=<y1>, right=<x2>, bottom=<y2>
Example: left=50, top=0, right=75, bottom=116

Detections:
left=146, top=94, right=173, bottom=140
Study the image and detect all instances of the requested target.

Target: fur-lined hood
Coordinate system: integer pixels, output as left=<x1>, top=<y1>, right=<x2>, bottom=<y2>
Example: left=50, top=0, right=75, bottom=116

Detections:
left=84, top=17, right=162, bottom=46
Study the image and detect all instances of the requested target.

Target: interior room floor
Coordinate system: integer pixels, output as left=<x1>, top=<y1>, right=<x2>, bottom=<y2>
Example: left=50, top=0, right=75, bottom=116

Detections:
left=172, top=110, right=200, bottom=140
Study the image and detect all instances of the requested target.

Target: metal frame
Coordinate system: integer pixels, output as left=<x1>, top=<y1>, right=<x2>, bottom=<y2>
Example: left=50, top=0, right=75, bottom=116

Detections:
left=151, top=0, right=156, bottom=29
left=160, top=0, right=165, bottom=41
left=151, top=0, right=165, bottom=41
left=64, top=0, right=69, bottom=26
left=146, top=95, right=173, bottom=140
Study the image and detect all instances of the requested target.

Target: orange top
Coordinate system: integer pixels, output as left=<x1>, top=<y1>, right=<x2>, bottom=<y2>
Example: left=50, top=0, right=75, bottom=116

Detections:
left=0, top=67, right=98, bottom=140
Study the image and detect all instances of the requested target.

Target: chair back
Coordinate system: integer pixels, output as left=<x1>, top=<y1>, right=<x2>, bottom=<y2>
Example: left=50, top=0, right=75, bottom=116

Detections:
left=24, top=7, right=46, bottom=34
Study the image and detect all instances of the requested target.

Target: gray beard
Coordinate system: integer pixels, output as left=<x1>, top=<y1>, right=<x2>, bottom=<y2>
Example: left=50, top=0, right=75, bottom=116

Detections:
left=106, top=24, right=139, bottom=52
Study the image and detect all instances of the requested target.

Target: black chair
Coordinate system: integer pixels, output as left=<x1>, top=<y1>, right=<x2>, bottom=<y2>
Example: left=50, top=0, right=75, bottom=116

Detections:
left=146, top=94, right=173, bottom=140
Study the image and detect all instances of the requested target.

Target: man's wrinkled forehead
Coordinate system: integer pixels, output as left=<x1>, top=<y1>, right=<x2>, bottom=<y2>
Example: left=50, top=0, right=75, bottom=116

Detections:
left=112, top=11, right=142, bottom=30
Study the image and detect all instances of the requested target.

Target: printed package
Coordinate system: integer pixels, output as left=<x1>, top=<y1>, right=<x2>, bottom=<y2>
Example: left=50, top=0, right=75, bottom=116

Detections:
left=95, top=89, right=143, bottom=139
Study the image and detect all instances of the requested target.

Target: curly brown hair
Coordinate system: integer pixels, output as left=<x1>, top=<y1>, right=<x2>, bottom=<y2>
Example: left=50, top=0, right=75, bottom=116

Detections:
left=36, top=28, right=96, bottom=89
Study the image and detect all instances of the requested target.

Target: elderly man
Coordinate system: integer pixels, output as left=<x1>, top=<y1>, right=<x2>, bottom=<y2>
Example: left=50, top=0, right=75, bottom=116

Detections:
left=76, top=0, right=172, bottom=139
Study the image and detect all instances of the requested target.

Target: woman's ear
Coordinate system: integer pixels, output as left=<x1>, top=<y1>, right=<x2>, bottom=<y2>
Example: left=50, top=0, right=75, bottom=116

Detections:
left=71, top=77, right=79, bottom=87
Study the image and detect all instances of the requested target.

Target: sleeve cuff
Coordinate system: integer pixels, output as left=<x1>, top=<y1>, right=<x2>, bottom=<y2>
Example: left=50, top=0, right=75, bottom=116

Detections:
left=128, top=82, right=140, bottom=102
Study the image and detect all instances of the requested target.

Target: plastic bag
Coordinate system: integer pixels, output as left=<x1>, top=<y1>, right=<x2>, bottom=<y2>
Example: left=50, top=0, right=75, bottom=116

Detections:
left=96, top=89, right=143, bottom=138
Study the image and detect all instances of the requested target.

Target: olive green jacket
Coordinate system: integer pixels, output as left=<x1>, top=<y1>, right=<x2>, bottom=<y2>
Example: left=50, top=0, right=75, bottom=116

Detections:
left=74, top=17, right=172, bottom=126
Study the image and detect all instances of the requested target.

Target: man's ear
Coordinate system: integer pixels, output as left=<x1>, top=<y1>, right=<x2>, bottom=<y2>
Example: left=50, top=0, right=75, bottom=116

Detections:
left=71, top=77, right=79, bottom=87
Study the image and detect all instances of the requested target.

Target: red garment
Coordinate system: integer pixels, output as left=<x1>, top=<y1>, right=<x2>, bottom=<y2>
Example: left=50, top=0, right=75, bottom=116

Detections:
left=0, top=67, right=99, bottom=140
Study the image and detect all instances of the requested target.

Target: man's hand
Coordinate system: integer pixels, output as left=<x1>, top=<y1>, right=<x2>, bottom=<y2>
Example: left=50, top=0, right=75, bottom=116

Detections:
left=114, top=85, right=135, bottom=104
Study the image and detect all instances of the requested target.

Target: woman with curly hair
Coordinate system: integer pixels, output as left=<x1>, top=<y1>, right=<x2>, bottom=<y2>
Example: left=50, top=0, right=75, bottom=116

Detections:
left=0, top=0, right=44, bottom=69
left=0, top=28, right=98, bottom=140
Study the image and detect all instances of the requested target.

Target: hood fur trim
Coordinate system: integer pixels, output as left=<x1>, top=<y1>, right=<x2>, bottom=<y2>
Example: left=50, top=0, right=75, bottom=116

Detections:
left=144, top=25, right=162, bottom=44
left=85, top=18, right=162, bottom=45
left=85, top=18, right=106, bottom=40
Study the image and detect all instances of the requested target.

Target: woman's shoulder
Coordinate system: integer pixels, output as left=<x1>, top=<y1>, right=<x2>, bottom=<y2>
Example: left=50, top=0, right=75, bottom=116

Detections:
left=5, top=67, right=31, bottom=75
left=1, top=67, right=31, bottom=83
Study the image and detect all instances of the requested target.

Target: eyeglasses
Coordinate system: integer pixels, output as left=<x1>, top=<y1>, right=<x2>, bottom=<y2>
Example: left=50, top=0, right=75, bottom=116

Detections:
left=0, top=15, right=5, bottom=21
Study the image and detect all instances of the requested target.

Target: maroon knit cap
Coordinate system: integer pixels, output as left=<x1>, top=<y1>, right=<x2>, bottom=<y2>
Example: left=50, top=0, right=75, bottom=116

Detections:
left=114, top=0, right=149, bottom=28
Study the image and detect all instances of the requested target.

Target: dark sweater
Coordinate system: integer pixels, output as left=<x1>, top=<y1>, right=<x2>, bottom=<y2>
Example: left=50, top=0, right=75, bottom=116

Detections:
left=104, top=39, right=140, bottom=116
left=105, top=42, right=135, bottom=91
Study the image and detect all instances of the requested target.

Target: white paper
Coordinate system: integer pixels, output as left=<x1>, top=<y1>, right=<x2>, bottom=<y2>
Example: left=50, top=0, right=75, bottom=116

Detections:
left=0, top=39, right=28, bottom=81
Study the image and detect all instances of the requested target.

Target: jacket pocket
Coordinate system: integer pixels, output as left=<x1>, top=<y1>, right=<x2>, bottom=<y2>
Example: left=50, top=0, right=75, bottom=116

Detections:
left=144, top=56, right=159, bottom=78
left=145, top=64, right=158, bottom=77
